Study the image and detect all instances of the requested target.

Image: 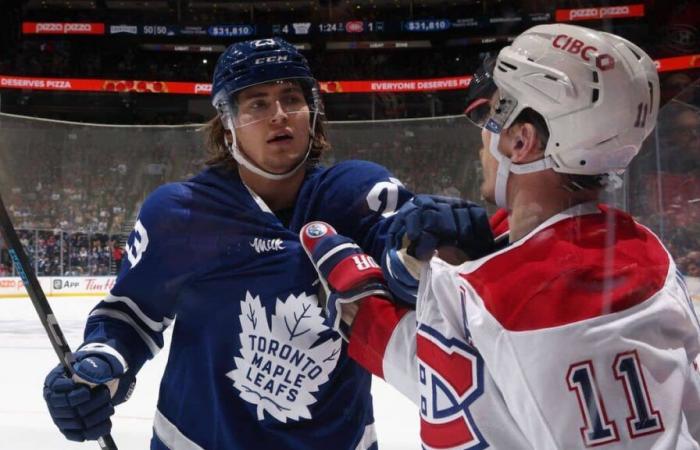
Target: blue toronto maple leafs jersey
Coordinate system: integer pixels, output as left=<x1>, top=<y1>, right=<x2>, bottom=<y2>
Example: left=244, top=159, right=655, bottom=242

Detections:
left=81, top=160, right=413, bottom=450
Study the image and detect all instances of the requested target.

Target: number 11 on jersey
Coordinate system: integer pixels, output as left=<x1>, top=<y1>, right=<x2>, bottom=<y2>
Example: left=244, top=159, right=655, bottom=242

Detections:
left=567, top=350, right=664, bottom=447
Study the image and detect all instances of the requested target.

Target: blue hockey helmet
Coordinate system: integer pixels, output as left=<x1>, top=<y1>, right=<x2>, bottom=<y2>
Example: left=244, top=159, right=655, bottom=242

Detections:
left=210, top=38, right=324, bottom=181
left=211, top=38, right=316, bottom=108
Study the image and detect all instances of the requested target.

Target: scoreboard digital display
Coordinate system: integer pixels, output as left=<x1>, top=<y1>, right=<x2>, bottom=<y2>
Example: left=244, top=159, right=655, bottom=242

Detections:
left=402, top=19, right=451, bottom=32
left=317, top=21, right=386, bottom=34
left=207, top=25, right=256, bottom=37
left=31, top=12, right=554, bottom=39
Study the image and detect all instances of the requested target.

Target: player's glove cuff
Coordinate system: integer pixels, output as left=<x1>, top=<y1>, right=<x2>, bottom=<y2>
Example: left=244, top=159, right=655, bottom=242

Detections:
left=73, top=343, right=135, bottom=405
left=300, top=222, right=391, bottom=335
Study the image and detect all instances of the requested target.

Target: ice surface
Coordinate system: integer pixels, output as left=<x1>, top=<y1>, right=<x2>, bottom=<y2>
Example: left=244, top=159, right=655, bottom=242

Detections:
left=0, top=296, right=420, bottom=450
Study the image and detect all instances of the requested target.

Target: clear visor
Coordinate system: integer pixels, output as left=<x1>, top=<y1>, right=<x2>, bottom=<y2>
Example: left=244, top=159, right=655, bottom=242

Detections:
left=464, top=90, right=518, bottom=134
left=217, top=77, right=322, bottom=130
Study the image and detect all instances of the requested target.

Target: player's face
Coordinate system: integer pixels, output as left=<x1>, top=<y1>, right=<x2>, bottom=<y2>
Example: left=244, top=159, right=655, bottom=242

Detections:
left=478, top=127, right=499, bottom=204
left=234, top=82, right=311, bottom=175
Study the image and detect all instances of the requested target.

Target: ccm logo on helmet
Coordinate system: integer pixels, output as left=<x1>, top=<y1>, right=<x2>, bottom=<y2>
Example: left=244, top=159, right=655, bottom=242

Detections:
left=254, top=55, right=289, bottom=65
left=553, top=34, right=616, bottom=71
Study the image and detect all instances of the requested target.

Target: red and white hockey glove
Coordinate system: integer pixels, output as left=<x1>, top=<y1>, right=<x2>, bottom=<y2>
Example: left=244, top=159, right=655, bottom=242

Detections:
left=300, top=221, right=392, bottom=339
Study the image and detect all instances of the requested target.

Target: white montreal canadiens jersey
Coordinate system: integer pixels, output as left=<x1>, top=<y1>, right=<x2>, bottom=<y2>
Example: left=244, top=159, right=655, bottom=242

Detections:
left=349, top=202, right=700, bottom=450
left=422, top=203, right=700, bottom=449
left=82, top=161, right=412, bottom=450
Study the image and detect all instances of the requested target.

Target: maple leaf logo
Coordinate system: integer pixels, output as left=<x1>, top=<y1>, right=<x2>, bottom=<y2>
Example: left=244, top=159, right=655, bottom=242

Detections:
left=227, top=291, right=342, bottom=423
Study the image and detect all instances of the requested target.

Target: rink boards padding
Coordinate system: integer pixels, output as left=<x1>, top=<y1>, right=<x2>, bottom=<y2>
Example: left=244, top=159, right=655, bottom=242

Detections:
left=0, top=276, right=698, bottom=308
left=0, top=276, right=114, bottom=298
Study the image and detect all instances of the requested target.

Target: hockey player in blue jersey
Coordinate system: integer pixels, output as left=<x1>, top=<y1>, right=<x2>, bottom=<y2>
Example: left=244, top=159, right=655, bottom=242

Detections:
left=41, top=37, right=424, bottom=450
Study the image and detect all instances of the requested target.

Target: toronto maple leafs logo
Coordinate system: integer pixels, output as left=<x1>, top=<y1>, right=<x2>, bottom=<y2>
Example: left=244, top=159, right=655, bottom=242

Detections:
left=227, top=291, right=342, bottom=423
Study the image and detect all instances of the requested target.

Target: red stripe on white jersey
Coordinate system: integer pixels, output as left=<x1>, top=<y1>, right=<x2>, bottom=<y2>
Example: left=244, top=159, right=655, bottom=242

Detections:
left=420, top=417, right=475, bottom=449
left=461, top=205, right=670, bottom=331
left=348, top=297, right=411, bottom=378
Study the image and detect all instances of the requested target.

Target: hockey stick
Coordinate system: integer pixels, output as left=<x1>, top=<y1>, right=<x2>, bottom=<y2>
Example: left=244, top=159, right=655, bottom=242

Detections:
left=0, top=193, right=118, bottom=450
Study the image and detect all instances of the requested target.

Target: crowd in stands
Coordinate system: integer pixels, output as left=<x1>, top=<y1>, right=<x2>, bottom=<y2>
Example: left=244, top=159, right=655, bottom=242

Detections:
left=630, top=81, right=700, bottom=278
left=0, top=115, right=204, bottom=276
left=13, top=230, right=123, bottom=276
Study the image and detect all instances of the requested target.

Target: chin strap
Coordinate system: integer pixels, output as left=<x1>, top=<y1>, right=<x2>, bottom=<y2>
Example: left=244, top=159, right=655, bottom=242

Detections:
left=222, top=111, right=317, bottom=181
left=489, top=132, right=510, bottom=210
left=488, top=130, right=556, bottom=210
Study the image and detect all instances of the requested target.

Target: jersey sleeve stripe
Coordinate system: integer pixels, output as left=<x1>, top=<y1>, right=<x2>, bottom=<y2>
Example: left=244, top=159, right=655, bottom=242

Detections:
left=317, top=242, right=361, bottom=268
left=103, top=294, right=173, bottom=332
left=89, top=308, right=162, bottom=357
left=153, top=409, right=205, bottom=450
left=353, top=423, right=378, bottom=450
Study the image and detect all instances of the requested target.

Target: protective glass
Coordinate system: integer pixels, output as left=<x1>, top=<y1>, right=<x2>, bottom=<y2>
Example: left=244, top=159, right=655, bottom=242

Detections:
left=218, top=77, right=322, bottom=130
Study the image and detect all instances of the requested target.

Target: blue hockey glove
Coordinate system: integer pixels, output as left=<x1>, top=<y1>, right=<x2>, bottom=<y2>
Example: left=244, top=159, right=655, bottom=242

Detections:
left=43, top=343, right=135, bottom=442
left=300, top=221, right=392, bottom=339
left=383, top=195, right=495, bottom=304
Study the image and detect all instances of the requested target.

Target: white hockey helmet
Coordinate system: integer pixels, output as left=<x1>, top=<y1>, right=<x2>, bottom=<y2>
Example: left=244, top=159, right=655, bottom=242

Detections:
left=489, top=23, right=659, bottom=176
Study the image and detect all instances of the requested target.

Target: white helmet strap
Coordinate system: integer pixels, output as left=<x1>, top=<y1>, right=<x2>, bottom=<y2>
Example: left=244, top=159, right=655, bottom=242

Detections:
left=489, top=132, right=510, bottom=209
left=222, top=111, right=318, bottom=181
left=488, top=130, right=556, bottom=210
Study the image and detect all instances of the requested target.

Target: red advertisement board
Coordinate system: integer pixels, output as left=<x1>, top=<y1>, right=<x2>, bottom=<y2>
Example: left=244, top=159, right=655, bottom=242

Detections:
left=0, top=75, right=472, bottom=95
left=0, top=56, right=695, bottom=96
left=22, top=22, right=106, bottom=35
left=320, top=76, right=472, bottom=93
left=555, top=4, right=645, bottom=22
left=655, top=54, right=700, bottom=73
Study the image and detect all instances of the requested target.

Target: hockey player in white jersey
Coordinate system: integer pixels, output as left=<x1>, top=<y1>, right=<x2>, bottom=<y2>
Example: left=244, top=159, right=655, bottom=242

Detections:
left=300, top=24, right=700, bottom=449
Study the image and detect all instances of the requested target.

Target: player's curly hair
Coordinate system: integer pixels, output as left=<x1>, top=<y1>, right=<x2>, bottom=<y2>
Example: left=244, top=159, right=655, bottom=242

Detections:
left=203, top=114, right=331, bottom=169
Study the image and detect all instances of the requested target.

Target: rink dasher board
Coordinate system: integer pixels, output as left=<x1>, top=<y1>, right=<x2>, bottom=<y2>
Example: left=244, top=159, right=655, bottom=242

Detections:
left=0, top=276, right=698, bottom=306
left=0, top=276, right=115, bottom=298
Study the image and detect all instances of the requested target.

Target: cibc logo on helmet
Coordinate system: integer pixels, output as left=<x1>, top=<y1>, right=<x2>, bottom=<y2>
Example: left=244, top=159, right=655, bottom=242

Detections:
left=552, top=34, right=616, bottom=71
